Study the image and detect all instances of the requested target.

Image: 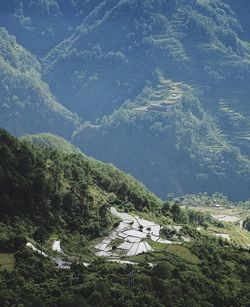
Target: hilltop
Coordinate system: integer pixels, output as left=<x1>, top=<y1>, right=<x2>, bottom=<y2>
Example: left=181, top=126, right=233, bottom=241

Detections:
left=20, top=133, right=83, bottom=155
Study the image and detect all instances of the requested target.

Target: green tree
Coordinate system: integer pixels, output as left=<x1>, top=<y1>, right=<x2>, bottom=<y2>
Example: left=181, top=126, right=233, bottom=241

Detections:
left=33, top=226, right=50, bottom=251
left=171, top=203, right=181, bottom=222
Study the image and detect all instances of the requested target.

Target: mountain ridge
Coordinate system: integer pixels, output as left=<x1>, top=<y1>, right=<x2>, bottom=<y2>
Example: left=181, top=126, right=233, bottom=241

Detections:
left=0, top=128, right=250, bottom=306
left=0, top=0, right=250, bottom=201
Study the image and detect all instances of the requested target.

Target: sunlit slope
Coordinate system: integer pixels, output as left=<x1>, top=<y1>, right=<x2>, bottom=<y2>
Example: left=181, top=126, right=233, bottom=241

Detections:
left=0, top=27, right=81, bottom=138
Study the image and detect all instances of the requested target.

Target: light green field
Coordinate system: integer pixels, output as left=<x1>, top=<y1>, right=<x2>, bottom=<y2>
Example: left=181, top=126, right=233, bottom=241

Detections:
left=0, top=253, right=15, bottom=271
left=186, top=205, right=249, bottom=221
left=128, top=240, right=200, bottom=265
left=206, top=224, right=250, bottom=247
left=165, top=245, right=200, bottom=265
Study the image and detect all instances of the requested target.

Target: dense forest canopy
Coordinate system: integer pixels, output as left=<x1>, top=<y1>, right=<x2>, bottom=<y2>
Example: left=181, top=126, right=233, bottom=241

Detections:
left=1, top=2, right=250, bottom=306
left=0, top=128, right=160, bottom=224
left=0, top=0, right=250, bottom=200
left=0, top=129, right=249, bottom=306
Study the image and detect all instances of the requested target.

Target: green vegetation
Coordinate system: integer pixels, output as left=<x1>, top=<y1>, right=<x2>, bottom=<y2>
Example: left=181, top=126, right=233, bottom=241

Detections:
left=0, top=1, right=101, bottom=56
left=0, top=243, right=248, bottom=307
left=1, top=234, right=249, bottom=307
left=21, top=133, right=82, bottom=155
left=73, top=83, right=250, bottom=201
left=1, top=2, right=250, bottom=305
left=176, top=193, right=235, bottom=208
left=0, top=27, right=81, bottom=138
left=165, top=245, right=201, bottom=265
left=0, top=253, right=15, bottom=271
left=0, top=129, right=249, bottom=306
left=0, top=1, right=250, bottom=200
left=206, top=224, right=250, bottom=247
left=0, top=128, right=160, bottom=244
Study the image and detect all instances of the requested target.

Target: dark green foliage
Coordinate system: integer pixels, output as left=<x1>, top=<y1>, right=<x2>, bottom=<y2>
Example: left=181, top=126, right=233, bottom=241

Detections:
left=0, top=129, right=249, bottom=306
left=0, top=238, right=249, bottom=306
left=243, top=217, right=250, bottom=231
left=20, top=133, right=82, bottom=155
left=33, top=227, right=50, bottom=246
left=171, top=204, right=181, bottom=222
left=0, top=128, right=160, bottom=240
left=1, top=0, right=250, bottom=200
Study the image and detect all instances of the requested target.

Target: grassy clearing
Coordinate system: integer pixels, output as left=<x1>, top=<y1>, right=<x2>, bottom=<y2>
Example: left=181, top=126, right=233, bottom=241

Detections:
left=0, top=253, right=15, bottom=271
left=87, top=186, right=110, bottom=208
left=206, top=224, right=250, bottom=247
left=145, top=239, right=169, bottom=252
left=128, top=241, right=200, bottom=265
left=165, top=245, right=200, bottom=265
left=60, top=234, right=98, bottom=261
left=128, top=251, right=167, bottom=263
left=187, top=205, right=249, bottom=219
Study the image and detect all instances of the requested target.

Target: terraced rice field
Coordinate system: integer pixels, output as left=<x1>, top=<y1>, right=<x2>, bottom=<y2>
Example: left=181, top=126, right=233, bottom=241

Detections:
left=217, top=93, right=250, bottom=155
left=94, top=207, right=182, bottom=258
left=134, top=78, right=183, bottom=113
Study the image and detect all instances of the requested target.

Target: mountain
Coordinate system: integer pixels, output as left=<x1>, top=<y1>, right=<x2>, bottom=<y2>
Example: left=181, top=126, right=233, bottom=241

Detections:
left=224, top=0, right=250, bottom=41
left=0, top=0, right=103, bottom=56
left=0, top=27, right=81, bottom=138
left=1, top=3, right=250, bottom=305
left=42, top=0, right=250, bottom=120
left=0, top=0, right=250, bottom=200
left=0, top=128, right=160, bottom=232
left=0, top=128, right=250, bottom=307
left=41, top=0, right=250, bottom=200
left=72, top=79, right=250, bottom=201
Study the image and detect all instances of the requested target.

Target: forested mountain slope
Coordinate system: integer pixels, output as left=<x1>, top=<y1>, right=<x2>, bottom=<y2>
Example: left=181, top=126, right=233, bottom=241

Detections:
left=0, top=0, right=250, bottom=200
left=42, top=0, right=250, bottom=200
left=224, top=0, right=250, bottom=41
left=0, top=129, right=250, bottom=307
left=0, top=128, right=160, bottom=229
left=0, top=0, right=103, bottom=56
left=20, top=133, right=83, bottom=154
left=72, top=76, right=250, bottom=200
left=42, top=0, right=250, bottom=120
left=0, top=27, right=80, bottom=138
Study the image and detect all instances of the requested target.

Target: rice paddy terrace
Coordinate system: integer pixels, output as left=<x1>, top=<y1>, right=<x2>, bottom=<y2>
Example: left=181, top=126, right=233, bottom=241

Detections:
left=217, top=91, right=250, bottom=156
left=94, top=207, right=185, bottom=258
left=25, top=205, right=250, bottom=270
left=25, top=207, right=189, bottom=268
left=133, top=78, right=184, bottom=113
left=183, top=205, right=250, bottom=248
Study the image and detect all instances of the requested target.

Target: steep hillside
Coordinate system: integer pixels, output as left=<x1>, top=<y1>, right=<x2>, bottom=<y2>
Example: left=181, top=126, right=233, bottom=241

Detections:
left=0, top=128, right=160, bottom=232
left=0, top=0, right=250, bottom=200
left=0, top=128, right=250, bottom=307
left=20, top=133, right=83, bottom=155
left=42, top=0, right=250, bottom=120
left=73, top=76, right=250, bottom=201
left=41, top=0, right=250, bottom=200
left=0, top=27, right=80, bottom=138
left=0, top=0, right=103, bottom=56
left=223, top=0, right=250, bottom=41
